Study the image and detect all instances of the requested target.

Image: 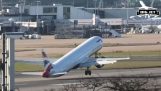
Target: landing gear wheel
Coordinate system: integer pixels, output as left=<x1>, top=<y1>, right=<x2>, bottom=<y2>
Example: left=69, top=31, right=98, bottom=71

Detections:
left=88, top=70, right=91, bottom=75
left=85, top=69, right=91, bottom=75
left=85, top=67, right=92, bottom=75
left=85, top=70, right=88, bottom=75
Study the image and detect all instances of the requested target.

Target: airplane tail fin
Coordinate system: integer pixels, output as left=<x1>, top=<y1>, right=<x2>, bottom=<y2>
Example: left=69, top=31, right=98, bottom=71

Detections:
left=42, top=59, right=52, bottom=78
left=42, top=49, right=48, bottom=58
left=43, top=60, right=51, bottom=67
left=41, top=49, right=51, bottom=67
left=139, top=1, right=146, bottom=7
left=41, top=49, right=53, bottom=78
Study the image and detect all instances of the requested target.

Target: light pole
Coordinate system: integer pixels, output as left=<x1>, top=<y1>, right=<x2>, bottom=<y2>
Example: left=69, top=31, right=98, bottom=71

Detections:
left=9, top=18, right=15, bottom=32
left=0, top=0, right=3, bottom=11
left=86, top=0, right=89, bottom=8
left=94, top=0, right=97, bottom=14
left=36, top=1, right=40, bottom=33
left=41, top=20, right=44, bottom=34
left=73, top=0, right=75, bottom=6
left=17, top=0, right=24, bottom=22
left=126, top=0, right=129, bottom=32
left=36, top=1, right=40, bottom=23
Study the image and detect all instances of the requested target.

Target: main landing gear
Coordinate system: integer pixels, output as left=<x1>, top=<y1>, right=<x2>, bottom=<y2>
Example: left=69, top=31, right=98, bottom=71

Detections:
left=85, top=67, right=91, bottom=75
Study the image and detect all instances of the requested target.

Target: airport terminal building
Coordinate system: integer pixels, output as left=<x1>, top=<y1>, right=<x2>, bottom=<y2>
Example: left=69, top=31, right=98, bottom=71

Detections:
left=1, top=3, right=161, bottom=35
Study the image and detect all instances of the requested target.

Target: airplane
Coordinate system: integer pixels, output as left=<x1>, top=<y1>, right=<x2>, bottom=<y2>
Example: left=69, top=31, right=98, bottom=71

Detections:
left=141, top=24, right=161, bottom=34
left=139, top=0, right=156, bottom=10
left=40, top=36, right=129, bottom=78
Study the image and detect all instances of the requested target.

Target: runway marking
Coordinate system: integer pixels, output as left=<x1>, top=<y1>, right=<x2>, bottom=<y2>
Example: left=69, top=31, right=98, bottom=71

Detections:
left=52, top=82, right=80, bottom=86
left=21, top=72, right=42, bottom=75
left=16, top=83, right=26, bottom=86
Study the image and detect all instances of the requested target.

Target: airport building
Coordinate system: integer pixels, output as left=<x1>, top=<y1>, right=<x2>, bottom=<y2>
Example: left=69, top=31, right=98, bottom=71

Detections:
left=0, top=3, right=161, bottom=35
left=23, top=5, right=93, bottom=19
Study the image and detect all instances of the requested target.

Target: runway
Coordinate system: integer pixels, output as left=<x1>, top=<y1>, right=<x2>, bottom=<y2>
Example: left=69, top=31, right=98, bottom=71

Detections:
left=3, top=34, right=161, bottom=91
left=15, top=67, right=161, bottom=91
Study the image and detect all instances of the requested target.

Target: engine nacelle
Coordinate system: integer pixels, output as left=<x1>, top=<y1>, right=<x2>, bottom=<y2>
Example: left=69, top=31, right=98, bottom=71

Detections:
left=95, top=64, right=104, bottom=68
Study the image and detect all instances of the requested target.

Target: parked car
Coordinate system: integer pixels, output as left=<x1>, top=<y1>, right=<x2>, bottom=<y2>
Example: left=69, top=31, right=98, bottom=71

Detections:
left=24, top=34, right=41, bottom=39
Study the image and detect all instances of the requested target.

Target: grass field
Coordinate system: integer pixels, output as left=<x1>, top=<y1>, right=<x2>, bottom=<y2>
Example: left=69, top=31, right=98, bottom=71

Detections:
left=15, top=60, right=161, bottom=72
left=15, top=62, right=43, bottom=72
left=14, top=50, right=161, bottom=72
left=15, top=50, right=161, bottom=58
left=101, top=51, right=161, bottom=57
left=94, top=60, right=161, bottom=70
left=44, top=51, right=161, bottom=58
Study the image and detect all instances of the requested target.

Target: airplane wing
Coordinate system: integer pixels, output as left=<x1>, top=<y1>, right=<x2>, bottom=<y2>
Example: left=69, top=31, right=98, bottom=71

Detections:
left=16, top=50, right=58, bottom=65
left=79, top=57, right=130, bottom=68
left=16, top=58, right=58, bottom=65
left=21, top=71, right=67, bottom=77
left=50, top=72, right=67, bottom=77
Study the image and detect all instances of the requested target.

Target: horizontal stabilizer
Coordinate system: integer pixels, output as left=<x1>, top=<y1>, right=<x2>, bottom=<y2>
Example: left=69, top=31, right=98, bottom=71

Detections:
left=16, top=58, right=57, bottom=65
left=51, top=72, right=67, bottom=77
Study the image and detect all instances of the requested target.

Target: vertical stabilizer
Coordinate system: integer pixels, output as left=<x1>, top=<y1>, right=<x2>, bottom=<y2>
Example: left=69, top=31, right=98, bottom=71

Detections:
left=42, top=49, right=48, bottom=58
left=41, top=50, right=53, bottom=78
left=139, top=1, right=147, bottom=7
left=41, top=50, right=51, bottom=67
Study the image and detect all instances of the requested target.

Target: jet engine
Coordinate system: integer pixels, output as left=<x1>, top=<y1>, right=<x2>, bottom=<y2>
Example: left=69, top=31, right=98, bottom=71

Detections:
left=95, top=64, right=104, bottom=68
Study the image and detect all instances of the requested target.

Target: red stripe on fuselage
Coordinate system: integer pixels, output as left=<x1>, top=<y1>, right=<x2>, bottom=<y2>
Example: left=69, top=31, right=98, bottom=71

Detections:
left=42, top=64, right=52, bottom=78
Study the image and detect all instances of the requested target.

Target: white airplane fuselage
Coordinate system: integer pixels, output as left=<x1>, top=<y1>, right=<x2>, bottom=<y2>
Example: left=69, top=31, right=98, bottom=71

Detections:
left=42, top=36, right=103, bottom=77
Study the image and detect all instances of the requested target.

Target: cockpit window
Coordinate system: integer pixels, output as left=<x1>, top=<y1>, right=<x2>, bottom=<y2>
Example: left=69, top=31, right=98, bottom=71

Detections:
left=96, top=39, right=102, bottom=43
